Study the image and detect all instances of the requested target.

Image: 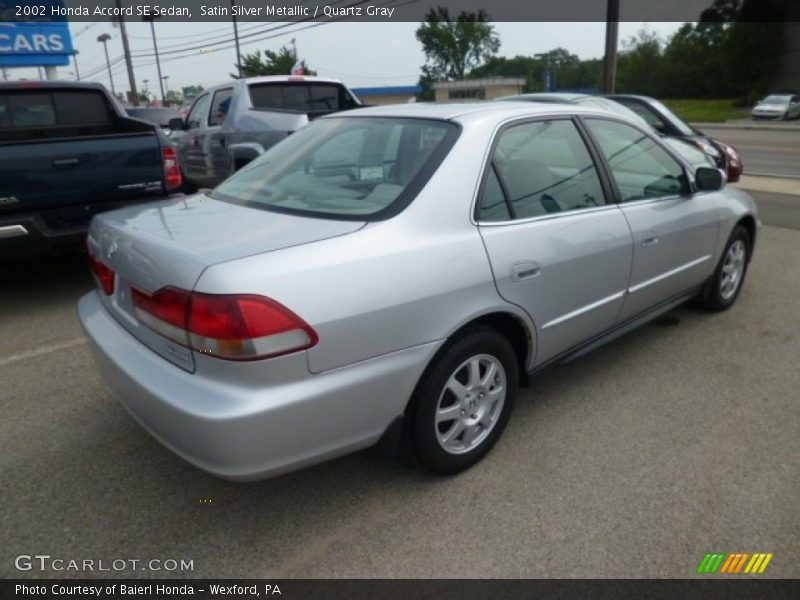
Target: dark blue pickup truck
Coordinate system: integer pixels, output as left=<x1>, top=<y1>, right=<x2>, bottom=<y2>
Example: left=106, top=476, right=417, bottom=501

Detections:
left=0, top=81, right=182, bottom=259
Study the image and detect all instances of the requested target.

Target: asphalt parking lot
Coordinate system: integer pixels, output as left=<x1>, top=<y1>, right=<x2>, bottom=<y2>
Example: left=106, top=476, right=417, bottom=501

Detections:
left=1, top=189, right=799, bottom=579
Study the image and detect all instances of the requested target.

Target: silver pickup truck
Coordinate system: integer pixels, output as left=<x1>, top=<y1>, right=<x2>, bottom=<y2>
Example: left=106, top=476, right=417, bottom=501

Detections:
left=168, top=75, right=362, bottom=189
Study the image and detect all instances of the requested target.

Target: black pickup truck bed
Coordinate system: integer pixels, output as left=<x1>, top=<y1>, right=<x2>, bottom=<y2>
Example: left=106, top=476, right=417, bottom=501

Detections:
left=0, top=81, right=180, bottom=259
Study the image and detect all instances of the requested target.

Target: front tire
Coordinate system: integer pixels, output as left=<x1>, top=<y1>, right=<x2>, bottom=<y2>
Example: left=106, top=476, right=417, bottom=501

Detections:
left=699, top=225, right=751, bottom=311
left=410, top=326, right=519, bottom=475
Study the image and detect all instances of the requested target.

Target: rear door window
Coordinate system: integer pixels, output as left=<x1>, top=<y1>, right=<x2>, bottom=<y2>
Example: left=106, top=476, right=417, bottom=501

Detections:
left=479, top=119, right=608, bottom=220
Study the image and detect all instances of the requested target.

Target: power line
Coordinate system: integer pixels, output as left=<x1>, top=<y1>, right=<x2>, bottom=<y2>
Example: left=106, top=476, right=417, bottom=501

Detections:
left=127, top=0, right=367, bottom=59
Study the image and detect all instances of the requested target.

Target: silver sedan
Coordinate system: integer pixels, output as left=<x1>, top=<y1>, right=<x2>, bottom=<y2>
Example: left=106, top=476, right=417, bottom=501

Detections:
left=751, top=94, right=800, bottom=120
left=79, top=102, right=758, bottom=480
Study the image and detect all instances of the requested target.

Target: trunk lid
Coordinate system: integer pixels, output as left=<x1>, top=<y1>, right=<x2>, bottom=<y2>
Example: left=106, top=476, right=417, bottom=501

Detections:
left=88, top=193, right=365, bottom=371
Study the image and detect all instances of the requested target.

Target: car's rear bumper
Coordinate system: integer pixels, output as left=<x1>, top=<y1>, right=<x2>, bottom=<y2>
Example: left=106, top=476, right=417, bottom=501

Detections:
left=78, top=291, right=441, bottom=480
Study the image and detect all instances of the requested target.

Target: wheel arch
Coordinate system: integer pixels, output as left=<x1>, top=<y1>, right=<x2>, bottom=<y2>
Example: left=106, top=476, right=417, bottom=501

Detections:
left=736, top=215, right=757, bottom=256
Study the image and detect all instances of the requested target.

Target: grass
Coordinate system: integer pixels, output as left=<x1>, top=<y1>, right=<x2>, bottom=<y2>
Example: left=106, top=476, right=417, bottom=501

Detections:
left=660, top=99, right=750, bottom=123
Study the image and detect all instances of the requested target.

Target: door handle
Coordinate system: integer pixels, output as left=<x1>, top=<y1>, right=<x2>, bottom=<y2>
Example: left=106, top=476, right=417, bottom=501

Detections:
left=510, top=261, right=541, bottom=281
left=52, top=158, right=80, bottom=169
left=642, top=236, right=659, bottom=247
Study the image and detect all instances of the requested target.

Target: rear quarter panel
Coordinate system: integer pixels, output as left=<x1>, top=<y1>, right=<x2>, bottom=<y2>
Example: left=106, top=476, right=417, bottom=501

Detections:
left=194, top=118, right=535, bottom=373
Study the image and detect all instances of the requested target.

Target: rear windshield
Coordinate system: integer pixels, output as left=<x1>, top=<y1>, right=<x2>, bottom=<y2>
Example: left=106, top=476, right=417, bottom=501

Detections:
left=248, top=82, right=358, bottom=114
left=0, top=89, right=115, bottom=140
left=212, top=117, right=459, bottom=220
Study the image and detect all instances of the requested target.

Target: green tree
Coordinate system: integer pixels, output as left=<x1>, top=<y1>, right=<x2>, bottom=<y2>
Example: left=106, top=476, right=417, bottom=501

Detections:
left=181, top=85, right=204, bottom=102
left=616, top=27, right=664, bottom=96
left=415, top=6, right=500, bottom=98
left=165, top=90, right=183, bottom=106
left=470, top=50, right=602, bottom=93
left=233, top=46, right=317, bottom=78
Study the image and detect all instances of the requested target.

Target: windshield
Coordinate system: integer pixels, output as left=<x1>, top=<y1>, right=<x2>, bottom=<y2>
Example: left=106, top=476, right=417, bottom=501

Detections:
left=212, top=117, right=459, bottom=220
left=648, top=99, right=695, bottom=135
left=575, top=97, right=650, bottom=127
left=663, top=138, right=714, bottom=169
left=763, top=95, right=790, bottom=104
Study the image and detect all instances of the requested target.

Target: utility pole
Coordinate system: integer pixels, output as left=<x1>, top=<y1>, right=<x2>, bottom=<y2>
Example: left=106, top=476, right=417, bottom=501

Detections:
left=602, top=0, right=619, bottom=94
left=144, top=16, right=166, bottom=103
left=72, top=50, right=80, bottom=80
left=116, top=0, right=139, bottom=106
left=97, top=34, right=115, bottom=95
left=231, top=0, right=242, bottom=77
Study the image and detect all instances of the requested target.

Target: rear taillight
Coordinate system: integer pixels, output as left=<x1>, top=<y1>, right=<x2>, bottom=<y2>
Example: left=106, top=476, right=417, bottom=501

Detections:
left=161, top=147, right=182, bottom=191
left=131, top=287, right=317, bottom=361
left=87, top=243, right=115, bottom=295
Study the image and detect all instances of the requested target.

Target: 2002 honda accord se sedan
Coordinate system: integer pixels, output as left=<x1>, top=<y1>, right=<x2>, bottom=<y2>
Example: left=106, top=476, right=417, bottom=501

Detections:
left=79, top=102, right=758, bottom=480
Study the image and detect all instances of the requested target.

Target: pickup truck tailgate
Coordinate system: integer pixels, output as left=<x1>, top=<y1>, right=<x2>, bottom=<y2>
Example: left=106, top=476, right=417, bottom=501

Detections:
left=0, top=134, right=163, bottom=218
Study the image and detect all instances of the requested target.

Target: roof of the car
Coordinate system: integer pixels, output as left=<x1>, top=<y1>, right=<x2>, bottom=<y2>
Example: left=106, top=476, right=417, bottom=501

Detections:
left=0, top=80, right=106, bottom=91
left=323, top=101, right=623, bottom=124
left=605, top=94, right=653, bottom=102
left=497, top=93, right=589, bottom=103
left=203, top=75, right=346, bottom=91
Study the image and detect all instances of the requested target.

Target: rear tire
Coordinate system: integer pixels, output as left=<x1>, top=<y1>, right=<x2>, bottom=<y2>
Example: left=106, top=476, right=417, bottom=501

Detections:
left=699, top=225, right=751, bottom=311
left=409, top=326, right=518, bottom=475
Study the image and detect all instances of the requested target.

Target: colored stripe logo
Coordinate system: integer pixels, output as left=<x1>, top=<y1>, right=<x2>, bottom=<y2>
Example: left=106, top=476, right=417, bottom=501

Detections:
left=697, top=552, right=773, bottom=574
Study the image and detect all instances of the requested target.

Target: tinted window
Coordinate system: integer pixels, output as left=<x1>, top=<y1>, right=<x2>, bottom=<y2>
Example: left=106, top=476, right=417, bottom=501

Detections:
left=586, top=118, right=688, bottom=202
left=186, top=93, right=211, bottom=129
left=481, top=119, right=607, bottom=220
left=213, top=117, right=457, bottom=219
left=0, top=90, right=111, bottom=129
left=208, top=88, right=233, bottom=126
left=248, top=83, right=353, bottom=113
left=478, top=167, right=511, bottom=221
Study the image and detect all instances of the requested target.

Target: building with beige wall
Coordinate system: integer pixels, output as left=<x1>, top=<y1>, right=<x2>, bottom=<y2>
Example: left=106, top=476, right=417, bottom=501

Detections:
left=433, top=77, right=525, bottom=102
left=352, top=85, right=421, bottom=105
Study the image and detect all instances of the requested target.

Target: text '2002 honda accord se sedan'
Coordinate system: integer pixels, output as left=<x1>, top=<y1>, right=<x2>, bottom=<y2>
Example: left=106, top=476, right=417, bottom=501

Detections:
left=79, top=102, right=758, bottom=480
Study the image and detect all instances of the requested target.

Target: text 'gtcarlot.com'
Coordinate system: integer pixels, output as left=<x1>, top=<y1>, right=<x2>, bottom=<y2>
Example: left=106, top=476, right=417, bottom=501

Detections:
left=13, top=554, right=194, bottom=572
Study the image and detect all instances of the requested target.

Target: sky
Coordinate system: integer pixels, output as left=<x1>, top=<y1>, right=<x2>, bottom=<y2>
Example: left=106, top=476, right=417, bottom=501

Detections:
left=2, top=21, right=683, bottom=97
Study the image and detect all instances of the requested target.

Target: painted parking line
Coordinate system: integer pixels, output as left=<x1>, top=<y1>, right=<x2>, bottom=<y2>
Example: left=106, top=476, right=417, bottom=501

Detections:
left=0, top=337, right=87, bottom=368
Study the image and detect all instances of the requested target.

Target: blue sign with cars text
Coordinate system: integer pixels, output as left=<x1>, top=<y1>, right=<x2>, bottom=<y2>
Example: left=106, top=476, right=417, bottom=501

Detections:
left=0, top=1, right=73, bottom=67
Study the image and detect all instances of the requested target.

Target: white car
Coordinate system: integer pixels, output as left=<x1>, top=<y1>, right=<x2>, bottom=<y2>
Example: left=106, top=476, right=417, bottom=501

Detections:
left=751, top=94, right=800, bottom=120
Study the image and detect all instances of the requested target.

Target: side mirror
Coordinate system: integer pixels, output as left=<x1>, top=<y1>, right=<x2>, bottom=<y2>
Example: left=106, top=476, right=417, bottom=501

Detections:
left=695, top=167, right=725, bottom=192
left=168, top=117, right=185, bottom=131
left=652, top=119, right=667, bottom=133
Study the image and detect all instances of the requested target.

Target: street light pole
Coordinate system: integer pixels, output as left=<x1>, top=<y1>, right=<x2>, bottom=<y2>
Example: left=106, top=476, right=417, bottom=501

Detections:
left=602, top=0, right=620, bottom=94
left=72, top=50, right=81, bottom=80
left=161, top=75, right=170, bottom=103
left=97, top=33, right=115, bottom=96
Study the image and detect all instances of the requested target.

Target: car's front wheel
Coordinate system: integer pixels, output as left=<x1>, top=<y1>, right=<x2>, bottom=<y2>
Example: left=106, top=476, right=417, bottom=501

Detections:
left=699, top=225, right=751, bottom=311
left=410, top=326, right=518, bottom=474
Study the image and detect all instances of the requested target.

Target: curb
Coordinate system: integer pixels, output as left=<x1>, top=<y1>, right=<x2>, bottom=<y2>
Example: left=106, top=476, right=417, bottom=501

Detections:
left=746, top=172, right=800, bottom=181
left=692, top=122, right=800, bottom=133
